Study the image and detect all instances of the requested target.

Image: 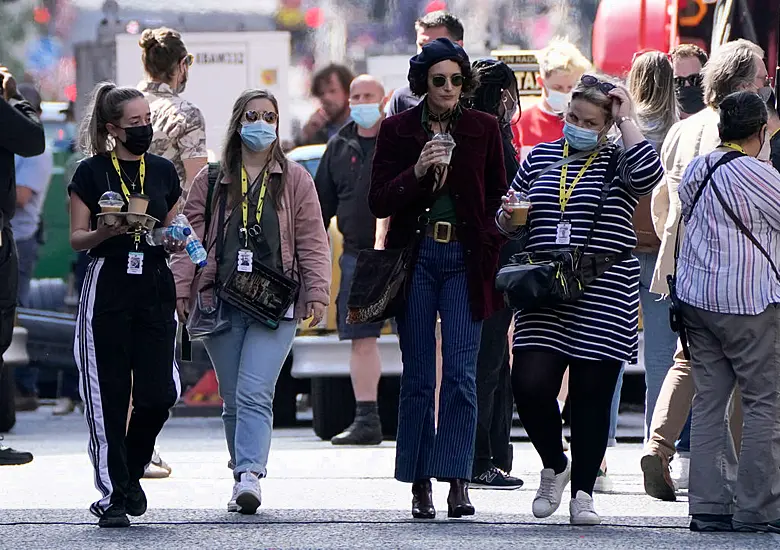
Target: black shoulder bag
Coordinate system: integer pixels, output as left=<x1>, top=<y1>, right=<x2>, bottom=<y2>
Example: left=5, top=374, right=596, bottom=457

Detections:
left=346, top=187, right=446, bottom=325
left=667, top=150, right=748, bottom=360
left=495, top=148, right=625, bottom=311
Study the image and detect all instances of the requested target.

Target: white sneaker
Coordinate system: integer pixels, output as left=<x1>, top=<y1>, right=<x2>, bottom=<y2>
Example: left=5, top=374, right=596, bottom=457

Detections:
left=593, top=468, right=614, bottom=493
left=227, top=481, right=240, bottom=512
left=570, top=490, right=601, bottom=525
left=532, top=459, right=571, bottom=518
left=235, top=472, right=262, bottom=515
left=671, top=455, right=690, bottom=491
left=143, top=448, right=172, bottom=479
left=52, top=397, right=76, bottom=416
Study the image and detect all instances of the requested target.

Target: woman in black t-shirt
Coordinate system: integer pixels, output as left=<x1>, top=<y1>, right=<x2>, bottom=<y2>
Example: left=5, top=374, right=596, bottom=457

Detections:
left=68, top=82, right=184, bottom=529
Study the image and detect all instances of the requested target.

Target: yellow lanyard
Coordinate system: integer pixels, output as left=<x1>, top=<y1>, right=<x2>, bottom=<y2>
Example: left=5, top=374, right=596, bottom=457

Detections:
left=559, top=142, right=599, bottom=214
left=241, top=166, right=269, bottom=247
left=771, top=129, right=780, bottom=140
left=110, top=151, right=146, bottom=248
left=110, top=150, right=145, bottom=200
left=722, top=142, right=747, bottom=154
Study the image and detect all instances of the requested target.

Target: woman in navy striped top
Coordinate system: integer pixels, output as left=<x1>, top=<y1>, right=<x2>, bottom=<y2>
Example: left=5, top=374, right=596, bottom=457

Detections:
left=497, top=75, right=664, bottom=525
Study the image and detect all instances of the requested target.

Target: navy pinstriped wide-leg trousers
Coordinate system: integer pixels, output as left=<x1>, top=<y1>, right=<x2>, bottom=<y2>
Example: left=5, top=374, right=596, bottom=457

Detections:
left=395, top=237, right=482, bottom=483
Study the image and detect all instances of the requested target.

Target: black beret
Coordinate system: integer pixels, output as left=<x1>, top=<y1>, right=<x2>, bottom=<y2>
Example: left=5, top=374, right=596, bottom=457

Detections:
left=408, top=38, right=469, bottom=79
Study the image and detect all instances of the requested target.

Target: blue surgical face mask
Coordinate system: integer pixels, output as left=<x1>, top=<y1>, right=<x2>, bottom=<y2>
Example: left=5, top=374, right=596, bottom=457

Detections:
left=563, top=121, right=603, bottom=151
left=240, top=121, right=277, bottom=152
left=350, top=103, right=382, bottom=129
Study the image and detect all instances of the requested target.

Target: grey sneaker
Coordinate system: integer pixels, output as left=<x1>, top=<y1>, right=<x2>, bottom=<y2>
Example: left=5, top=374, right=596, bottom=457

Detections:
left=532, top=459, right=571, bottom=518
left=227, top=481, right=240, bottom=513
left=235, top=472, right=262, bottom=515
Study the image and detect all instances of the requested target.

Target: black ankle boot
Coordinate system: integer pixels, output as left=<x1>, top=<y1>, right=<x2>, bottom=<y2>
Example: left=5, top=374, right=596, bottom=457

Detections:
left=331, top=402, right=383, bottom=445
left=447, top=479, right=475, bottom=518
left=412, top=479, right=436, bottom=519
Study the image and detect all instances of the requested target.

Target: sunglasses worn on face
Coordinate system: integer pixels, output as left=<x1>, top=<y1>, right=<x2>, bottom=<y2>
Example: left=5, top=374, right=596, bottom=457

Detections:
left=674, top=74, right=703, bottom=88
left=431, top=74, right=464, bottom=88
left=580, top=74, right=616, bottom=95
left=182, top=53, right=194, bottom=67
left=244, top=110, right=279, bottom=124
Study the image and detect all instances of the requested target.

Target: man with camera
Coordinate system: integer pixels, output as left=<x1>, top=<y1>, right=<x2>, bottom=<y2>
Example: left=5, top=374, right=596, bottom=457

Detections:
left=0, top=66, right=46, bottom=466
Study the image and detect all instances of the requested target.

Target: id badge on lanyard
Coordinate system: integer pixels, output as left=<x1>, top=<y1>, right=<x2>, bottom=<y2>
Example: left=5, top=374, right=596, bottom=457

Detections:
left=239, top=166, right=269, bottom=274
left=558, top=143, right=598, bottom=247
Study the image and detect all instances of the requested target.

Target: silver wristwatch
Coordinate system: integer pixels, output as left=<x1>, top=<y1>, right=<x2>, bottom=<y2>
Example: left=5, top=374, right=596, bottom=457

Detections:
left=615, top=116, right=631, bottom=128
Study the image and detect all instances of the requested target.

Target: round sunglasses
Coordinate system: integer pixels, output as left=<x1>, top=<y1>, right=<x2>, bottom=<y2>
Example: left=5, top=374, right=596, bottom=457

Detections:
left=431, top=74, right=464, bottom=88
left=243, top=110, right=279, bottom=124
left=580, top=74, right=616, bottom=95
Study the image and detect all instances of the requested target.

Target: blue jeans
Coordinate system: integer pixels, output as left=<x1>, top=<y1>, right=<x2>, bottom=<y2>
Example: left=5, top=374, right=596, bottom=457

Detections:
left=636, top=251, right=680, bottom=441
left=608, top=365, right=624, bottom=447
left=395, top=238, right=483, bottom=482
left=203, top=304, right=296, bottom=479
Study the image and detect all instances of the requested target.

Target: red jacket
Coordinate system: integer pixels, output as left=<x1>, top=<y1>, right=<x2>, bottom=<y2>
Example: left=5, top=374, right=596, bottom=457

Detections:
left=369, top=103, right=507, bottom=321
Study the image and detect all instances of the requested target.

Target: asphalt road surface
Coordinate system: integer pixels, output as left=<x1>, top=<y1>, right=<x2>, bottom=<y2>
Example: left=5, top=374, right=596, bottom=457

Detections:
left=1, top=409, right=779, bottom=549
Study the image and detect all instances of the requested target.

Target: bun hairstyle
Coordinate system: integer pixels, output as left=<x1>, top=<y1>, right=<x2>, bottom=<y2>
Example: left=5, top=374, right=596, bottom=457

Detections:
left=139, top=27, right=187, bottom=82
left=79, top=81, right=144, bottom=155
left=718, top=91, right=768, bottom=142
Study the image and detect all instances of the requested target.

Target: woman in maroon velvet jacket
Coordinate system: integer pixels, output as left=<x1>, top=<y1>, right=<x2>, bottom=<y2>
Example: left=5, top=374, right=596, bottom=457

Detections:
left=369, top=38, right=507, bottom=519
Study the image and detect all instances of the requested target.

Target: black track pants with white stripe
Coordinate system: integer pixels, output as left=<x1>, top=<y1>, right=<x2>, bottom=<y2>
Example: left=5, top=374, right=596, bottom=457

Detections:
left=74, top=255, right=181, bottom=516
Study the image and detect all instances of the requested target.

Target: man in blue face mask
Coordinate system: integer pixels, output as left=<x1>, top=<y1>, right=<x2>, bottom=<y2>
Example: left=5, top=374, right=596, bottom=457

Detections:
left=313, top=74, right=389, bottom=445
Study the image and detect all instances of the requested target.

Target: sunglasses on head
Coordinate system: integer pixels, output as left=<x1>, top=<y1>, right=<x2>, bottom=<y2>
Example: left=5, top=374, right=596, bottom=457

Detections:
left=674, top=74, right=703, bottom=88
left=580, top=74, right=616, bottom=95
left=244, top=110, right=279, bottom=124
left=181, top=53, right=194, bottom=67
left=431, top=74, right=464, bottom=88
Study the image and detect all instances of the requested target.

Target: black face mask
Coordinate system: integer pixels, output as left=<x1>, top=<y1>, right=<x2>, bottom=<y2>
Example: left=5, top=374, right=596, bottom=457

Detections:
left=676, top=85, right=705, bottom=115
left=120, top=124, right=153, bottom=155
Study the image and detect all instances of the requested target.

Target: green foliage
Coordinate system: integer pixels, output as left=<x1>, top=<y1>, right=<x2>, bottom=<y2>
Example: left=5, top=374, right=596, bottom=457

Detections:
left=0, top=4, right=33, bottom=76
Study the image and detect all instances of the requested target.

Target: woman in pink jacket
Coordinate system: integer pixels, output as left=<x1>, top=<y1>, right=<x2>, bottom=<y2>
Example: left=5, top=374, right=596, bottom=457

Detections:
left=172, top=89, right=331, bottom=514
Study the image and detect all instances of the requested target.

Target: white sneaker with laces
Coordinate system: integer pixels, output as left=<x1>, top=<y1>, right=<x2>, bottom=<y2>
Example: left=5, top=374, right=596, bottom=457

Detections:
left=532, top=459, right=571, bottom=518
left=671, top=455, right=690, bottom=491
left=235, top=472, right=262, bottom=515
left=570, top=490, right=601, bottom=525
left=227, top=481, right=240, bottom=512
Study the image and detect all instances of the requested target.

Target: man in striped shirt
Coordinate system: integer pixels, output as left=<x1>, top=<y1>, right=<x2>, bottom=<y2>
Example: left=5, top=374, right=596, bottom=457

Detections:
left=643, top=39, right=771, bottom=502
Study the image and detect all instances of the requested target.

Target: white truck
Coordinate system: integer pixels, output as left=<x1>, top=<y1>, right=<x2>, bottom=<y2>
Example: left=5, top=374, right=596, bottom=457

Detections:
left=114, top=31, right=293, bottom=156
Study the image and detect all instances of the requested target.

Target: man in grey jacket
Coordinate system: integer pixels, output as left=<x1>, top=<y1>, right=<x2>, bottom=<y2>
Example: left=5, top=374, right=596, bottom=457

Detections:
left=0, top=65, right=46, bottom=466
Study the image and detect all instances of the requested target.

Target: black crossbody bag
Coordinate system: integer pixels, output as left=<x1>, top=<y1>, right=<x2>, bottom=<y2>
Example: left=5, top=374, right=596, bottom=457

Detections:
left=496, top=148, right=626, bottom=311
left=667, top=151, right=760, bottom=359
left=217, top=173, right=300, bottom=330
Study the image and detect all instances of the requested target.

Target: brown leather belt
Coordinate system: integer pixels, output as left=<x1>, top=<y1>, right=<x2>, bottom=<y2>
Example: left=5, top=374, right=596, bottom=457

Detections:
left=425, top=221, right=458, bottom=243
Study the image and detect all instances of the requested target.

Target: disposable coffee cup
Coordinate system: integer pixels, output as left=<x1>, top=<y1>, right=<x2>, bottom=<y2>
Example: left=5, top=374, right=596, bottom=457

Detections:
left=431, top=133, right=456, bottom=165
left=128, top=193, right=150, bottom=215
left=98, top=191, right=124, bottom=226
left=507, top=199, right=531, bottom=226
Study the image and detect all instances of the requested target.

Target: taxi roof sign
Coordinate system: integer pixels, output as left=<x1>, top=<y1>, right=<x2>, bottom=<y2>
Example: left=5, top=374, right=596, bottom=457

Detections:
left=491, top=49, right=542, bottom=96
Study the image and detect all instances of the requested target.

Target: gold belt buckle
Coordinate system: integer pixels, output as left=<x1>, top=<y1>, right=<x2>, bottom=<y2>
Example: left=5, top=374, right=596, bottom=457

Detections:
left=433, top=221, right=452, bottom=243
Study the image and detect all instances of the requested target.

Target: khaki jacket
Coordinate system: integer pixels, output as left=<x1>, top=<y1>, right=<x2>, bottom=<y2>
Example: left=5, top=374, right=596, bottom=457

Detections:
left=650, top=108, right=721, bottom=294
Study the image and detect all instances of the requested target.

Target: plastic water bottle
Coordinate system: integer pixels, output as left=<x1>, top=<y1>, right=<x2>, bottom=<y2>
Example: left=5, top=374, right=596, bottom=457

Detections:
left=185, top=235, right=208, bottom=268
left=173, top=214, right=208, bottom=268
left=145, top=224, right=192, bottom=246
